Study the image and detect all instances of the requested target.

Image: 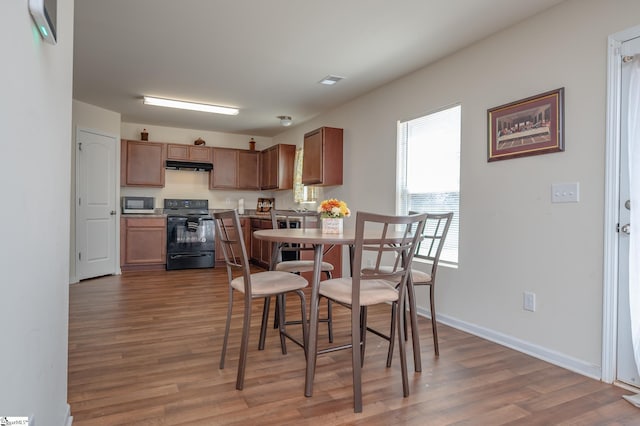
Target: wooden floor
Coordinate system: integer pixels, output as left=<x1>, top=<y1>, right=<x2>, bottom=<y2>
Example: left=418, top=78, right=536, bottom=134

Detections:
left=68, top=268, right=640, bottom=425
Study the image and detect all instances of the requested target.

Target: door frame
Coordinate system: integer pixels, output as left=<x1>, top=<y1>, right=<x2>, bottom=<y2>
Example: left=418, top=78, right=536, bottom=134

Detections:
left=603, top=24, right=640, bottom=384
left=74, top=126, right=121, bottom=281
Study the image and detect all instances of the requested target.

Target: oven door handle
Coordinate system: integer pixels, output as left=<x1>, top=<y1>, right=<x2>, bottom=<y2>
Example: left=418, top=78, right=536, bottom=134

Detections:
left=169, top=253, right=212, bottom=260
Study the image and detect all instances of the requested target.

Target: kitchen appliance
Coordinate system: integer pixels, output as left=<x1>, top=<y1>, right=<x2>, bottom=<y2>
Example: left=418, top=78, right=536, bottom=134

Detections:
left=164, top=198, right=215, bottom=270
left=121, top=196, right=156, bottom=214
left=165, top=160, right=213, bottom=171
left=277, top=218, right=300, bottom=262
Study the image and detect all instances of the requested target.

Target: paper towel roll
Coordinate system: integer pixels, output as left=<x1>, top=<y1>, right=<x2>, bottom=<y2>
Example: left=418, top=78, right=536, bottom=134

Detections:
left=238, top=198, right=245, bottom=214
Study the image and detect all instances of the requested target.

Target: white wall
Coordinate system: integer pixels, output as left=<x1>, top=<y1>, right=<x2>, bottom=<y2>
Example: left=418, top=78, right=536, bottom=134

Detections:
left=273, top=0, right=640, bottom=377
left=120, top=122, right=278, bottom=211
left=0, top=0, right=74, bottom=424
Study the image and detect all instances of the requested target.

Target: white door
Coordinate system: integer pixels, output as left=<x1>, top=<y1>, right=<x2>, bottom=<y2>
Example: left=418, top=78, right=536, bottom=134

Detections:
left=617, top=36, right=640, bottom=389
left=76, top=128, right=117, bottom=280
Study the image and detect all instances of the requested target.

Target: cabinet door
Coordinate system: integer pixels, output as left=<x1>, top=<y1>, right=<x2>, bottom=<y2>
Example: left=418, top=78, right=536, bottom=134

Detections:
left=122, top=217, right=166, bottom=265
left=302, top=127, right=343, bottom=186
left=167, top=144, right=189, bottom=160
left=189, top=145, right=212, bottom=162
left=260, top=147, right=276, bottom=189
left=167, top=144, right=212, bottom=162
left=122, top=140, right=166, bottom=187
left=238, top=150, right=259, bottom=189
left=210, top=148, right=238, bottom=188
left=302, top=129, right=323, bottom=185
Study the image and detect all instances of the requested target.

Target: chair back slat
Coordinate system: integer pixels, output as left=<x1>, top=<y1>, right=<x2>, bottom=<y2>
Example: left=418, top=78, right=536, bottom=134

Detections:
left=353, top=212, right=427, bottom=306
left=213, top=210, right=253, bottom=297
left=409, top=211, right=453, bottom=280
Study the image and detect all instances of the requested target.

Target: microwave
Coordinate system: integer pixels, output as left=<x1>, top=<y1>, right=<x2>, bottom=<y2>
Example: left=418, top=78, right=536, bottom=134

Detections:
left=122, top=196, right=156, bottom=214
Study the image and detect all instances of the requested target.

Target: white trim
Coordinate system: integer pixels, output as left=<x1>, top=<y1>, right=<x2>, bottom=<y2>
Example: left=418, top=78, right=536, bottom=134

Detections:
left=415, top=308, right=602, bottom=380
left=603, top=24, right=640, bottom=385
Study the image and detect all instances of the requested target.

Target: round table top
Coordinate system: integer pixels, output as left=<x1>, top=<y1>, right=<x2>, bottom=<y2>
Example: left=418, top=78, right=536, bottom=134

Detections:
left=253, top=228, right=411, bottom=245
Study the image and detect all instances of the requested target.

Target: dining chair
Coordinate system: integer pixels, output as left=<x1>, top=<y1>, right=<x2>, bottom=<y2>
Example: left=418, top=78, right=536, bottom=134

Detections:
left=263, top=209, right=335, bottom=344
left=310, top=211, right=427, bottom=412
left=366, top=211, right=453, bottom=363
left=214, top=209, right=309, bottom=390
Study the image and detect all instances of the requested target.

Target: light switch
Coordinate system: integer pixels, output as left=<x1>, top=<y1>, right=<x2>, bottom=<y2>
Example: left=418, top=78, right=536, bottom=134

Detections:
left=551, top=182, right=580, bottom=203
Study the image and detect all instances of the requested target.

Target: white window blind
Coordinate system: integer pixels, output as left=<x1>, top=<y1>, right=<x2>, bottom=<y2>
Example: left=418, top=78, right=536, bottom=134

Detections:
left=397, top=105, right=461, bottom=263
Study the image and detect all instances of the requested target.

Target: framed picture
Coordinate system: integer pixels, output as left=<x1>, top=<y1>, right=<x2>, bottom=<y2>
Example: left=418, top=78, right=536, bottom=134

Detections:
left=256, top=197, right=274, bottom=216
left=487, top=88, right=564, bottom=162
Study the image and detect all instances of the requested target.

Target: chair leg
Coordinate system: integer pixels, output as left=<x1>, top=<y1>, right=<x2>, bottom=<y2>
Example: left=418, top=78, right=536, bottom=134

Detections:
left=259, top=296, right=271, bottom=350
left=236, top=295, right=252, bottom=390
left=407, top=279, right=422, bottom=372
left=352, top=303, right=363, bottom=413
left=386, top=301, right=397, bottom=368
left=295, top=289, right=308, bottom=359
left=277, top=294, right=288, bottom=355
left=430, top=284, right=439, bottom=356
left=325, top=271, right=334, bottom=343
left=360, top=306, right=367, bottom=368
left=219, top=288, right=234, bottom=369
left=397, top=290, right=409, bottom=398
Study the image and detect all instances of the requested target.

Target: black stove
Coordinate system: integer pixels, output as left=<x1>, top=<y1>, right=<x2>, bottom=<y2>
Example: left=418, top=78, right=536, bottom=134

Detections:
left=164, top=199, right=215, bottom=270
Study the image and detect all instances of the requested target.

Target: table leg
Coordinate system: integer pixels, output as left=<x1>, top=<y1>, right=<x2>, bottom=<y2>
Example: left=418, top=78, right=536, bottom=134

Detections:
left=304, top=243, right=323, bottom=397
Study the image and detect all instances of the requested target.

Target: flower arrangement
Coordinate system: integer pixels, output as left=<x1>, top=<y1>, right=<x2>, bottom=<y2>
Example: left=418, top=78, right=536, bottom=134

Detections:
left=318, top=199, right=351, bottom=219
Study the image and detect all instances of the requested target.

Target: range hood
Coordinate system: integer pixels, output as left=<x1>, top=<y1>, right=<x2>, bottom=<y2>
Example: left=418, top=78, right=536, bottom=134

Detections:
left=165, top=160, right=213, bottom=171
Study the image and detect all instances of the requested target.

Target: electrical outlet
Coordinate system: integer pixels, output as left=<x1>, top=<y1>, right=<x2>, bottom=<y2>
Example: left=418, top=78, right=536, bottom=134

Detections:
left=523, top=291, right=536, bottom=312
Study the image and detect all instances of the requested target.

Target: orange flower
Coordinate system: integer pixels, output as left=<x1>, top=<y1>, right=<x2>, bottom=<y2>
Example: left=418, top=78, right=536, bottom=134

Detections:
left=318, top=199, right=351, bottom=218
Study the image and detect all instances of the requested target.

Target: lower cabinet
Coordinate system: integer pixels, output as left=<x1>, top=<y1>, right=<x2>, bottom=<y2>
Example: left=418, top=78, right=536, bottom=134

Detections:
left=250, top=218, right=273, bottom=269
left=120, top=216, right=167, bottom=271
left=215, top=217, right=251, bottom=265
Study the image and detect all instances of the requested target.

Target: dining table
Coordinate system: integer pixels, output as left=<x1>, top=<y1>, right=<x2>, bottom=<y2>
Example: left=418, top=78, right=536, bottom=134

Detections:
left=253, top=227, right=423, bottom=397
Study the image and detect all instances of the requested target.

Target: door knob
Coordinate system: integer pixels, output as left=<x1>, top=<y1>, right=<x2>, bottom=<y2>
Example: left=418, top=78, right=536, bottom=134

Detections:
left=621, top=223, right=631, bottom=235
left=625, top=199, right=631, bottom=210
left=110, top=210, right=117, bottom=215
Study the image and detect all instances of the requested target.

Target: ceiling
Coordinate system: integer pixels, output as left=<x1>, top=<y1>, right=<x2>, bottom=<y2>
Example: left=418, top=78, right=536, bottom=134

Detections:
left=73, top=0, right=566, bottom=137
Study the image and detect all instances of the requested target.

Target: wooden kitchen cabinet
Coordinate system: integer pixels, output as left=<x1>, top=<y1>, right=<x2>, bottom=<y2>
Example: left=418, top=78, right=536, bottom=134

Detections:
left=260, top=144, right=296, bottom=190
left=238, top=150, right=259, bottom=189
left=120, top=216, right=166, bottom=271
left=210, top=148, right=259, bottom=190
left=167, top=144, right=212, bottom=162
left=250, top=218, right=274, bottom=268
left=121, top=139, right=166, bottom=187
left=215, top=217, right=250, bottom=265
left=302, top=127, right=343, bottom=186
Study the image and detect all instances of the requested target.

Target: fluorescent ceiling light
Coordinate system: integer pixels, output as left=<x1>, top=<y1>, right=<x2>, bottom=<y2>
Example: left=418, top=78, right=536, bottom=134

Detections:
left=319, top=75, right=345, bottom=85
left=143, top=96, right=239, bottom=116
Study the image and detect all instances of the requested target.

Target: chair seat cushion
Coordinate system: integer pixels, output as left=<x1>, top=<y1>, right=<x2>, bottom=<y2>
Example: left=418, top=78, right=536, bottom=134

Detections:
left=231, top=271, right=308, bottom=297
left=319, top=278, right=398, bottom=306
left=410, top=269, right=432, bottom=284
left=363, top=266, right=433, bottom=285
left=275, top=260, right=334, bottom=274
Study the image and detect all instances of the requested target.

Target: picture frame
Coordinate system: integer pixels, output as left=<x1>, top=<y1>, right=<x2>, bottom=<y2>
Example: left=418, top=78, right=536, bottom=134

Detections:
left=487, top=88, right=564, bottom=162
left=256, top=197, right=274, bottom=216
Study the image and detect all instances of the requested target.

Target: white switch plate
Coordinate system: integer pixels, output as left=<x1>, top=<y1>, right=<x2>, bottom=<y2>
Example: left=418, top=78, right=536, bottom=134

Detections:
left=523, top=291, right=536, bottom=312
left=551, top=182, right=579, bottom=203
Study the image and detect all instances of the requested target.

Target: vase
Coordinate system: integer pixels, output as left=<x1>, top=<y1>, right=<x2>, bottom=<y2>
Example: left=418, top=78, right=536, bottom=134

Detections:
left=322, top=217, right=343, bottom=234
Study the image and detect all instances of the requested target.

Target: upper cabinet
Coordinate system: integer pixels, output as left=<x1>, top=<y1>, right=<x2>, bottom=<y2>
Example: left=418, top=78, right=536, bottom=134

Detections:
left=210, top=147, right=259, bottom=190
left=121, top=139, right=166, bottom=187
left=167, top=144, right=212, bottom=162
left=302, top=127, right=343, bottom=186
left=260, top=144, right=296, bottom=190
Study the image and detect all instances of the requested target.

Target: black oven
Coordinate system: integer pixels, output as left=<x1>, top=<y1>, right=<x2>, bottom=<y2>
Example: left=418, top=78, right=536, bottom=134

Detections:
left=164, top=199, right=215, bottom=270
left=277, top=219, right=300, bottom=262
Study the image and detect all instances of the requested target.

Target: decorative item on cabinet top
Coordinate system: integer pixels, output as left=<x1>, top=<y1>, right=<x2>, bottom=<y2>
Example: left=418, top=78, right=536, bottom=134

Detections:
left=194, top=137, right=206, bottom=146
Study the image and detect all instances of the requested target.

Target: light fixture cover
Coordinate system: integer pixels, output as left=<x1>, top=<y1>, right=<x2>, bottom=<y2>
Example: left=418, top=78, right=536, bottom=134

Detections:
left=278, top=116, right=293, bottom=126
left=319, top=75, right=345, bottom=85
left=143, top=96, right=239, bottom=116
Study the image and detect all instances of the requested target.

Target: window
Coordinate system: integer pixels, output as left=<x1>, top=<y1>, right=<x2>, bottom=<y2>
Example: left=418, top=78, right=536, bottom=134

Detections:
left=397, top=105, right=460, bottom=264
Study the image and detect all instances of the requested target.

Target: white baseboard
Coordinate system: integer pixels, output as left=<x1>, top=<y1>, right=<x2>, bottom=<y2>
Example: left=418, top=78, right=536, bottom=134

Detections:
left=64, top=403, right=73, bottom=426
left=414, top=307, right=602, bottom=381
